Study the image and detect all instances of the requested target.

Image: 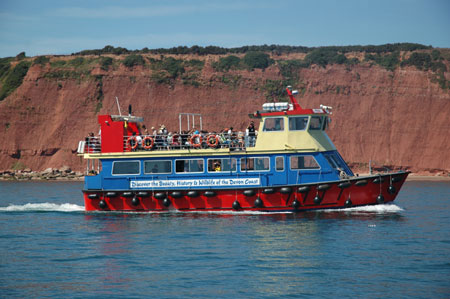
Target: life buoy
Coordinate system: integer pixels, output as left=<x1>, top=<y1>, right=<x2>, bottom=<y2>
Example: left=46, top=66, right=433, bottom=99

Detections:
left=190, top=134, right=202, bottom=148
left=127, top=136, right=138, bottom=150
left=142, top=136, right=154, bottom=150
left=206, top=134, right=219, bottom=148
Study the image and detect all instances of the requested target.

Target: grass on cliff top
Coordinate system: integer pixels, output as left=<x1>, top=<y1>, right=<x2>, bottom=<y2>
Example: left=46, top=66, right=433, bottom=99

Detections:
left=0, top=60, right=31, bottom=101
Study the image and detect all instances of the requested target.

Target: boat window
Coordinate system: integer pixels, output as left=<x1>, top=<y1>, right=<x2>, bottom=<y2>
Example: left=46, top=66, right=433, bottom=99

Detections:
left=207, top=158, right=237, bottom=172
left=322, top=117, right=329, bottom=130
left=325, top=153, right=345, bottom=169
left=290, top=155, right=320, bottom=170
left=288, top=116, right=308, bottom=131
left=275, top=156, right=284, bottom=171
left=112, top=161, right=140, bottom=175
left=144, top=160, right=172, bottom=174
left=263, top=117, right=284, bottom=131
left=309, top=116, right=322, bottom=130
left=324, top=155, right=338, bottom=169
left=175, top=159, right=204, bottom=173
left=241, top=157, right=270, bottom=171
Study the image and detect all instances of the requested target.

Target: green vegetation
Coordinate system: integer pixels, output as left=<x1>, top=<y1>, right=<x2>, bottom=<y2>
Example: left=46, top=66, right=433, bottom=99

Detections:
left=243, top=51, right=272, bottom=69
left=0, top=57, right=13, bottom=79
left=33, top=56, right=50, bottom=66
left=0, top=60, right=31, bottom=101
left=68, top=57, right=85, bottom=67
left=50, top=60, right=67, bottom=67
left=72, top=43, right=431, bottom=56
left=122, top=54, right=145, bottom=68
left=365, top=51, right=400, bottom=71
left=304, top=48, right=349, bottom=67
left=15, top=52, right=26, bottom=60
left=100, top=56, right=113, bottom=70
left=401, top=52, right=447, bottom=72
left=213, top=55, right=241, bottom=71
left=11, top=161, right=26, bottom=171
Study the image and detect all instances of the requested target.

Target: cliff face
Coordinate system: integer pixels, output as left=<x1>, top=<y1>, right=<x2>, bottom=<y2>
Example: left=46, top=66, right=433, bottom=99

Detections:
left=0, top=54, right=449, bottom=175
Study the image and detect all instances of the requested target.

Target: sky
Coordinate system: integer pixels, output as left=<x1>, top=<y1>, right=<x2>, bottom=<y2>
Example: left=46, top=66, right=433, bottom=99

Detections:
left=0, top=0, right=449, bottom=57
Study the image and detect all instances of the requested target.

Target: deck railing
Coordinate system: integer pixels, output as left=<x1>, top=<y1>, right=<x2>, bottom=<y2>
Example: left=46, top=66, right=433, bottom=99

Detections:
left=123, top=133, right=257, bottom=152
left=78, top=134, right=257, bottom=154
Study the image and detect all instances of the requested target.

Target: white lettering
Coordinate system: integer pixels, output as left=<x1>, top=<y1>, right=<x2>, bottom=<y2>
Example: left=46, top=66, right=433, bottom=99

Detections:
left=130, top=178, right=260, bottom=189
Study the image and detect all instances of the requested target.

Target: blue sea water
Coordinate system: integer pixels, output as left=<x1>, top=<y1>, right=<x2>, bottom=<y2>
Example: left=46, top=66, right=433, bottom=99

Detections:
left=0, top=180, right=449, bottom=298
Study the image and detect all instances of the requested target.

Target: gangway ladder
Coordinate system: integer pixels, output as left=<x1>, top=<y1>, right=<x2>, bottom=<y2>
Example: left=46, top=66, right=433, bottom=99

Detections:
left=179, top=113, right=202, bottom=133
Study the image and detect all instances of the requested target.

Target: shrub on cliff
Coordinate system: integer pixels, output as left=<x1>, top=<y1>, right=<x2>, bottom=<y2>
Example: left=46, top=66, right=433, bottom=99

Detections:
left=0, top=57, right=12, bottom=79
left=100, top=56, right=113, bottom=70
left=0, top=61, right=31, bottom=101
left=365, top=51, right=399, bottom=71
left=213, top=55, right=241, bottom=71
left=243, top=51, right=272, bottom=70
left=162, top=57, right=185, bottom=78
left=400, top=52, right=447, bottom=72
left=33, top=56, right=50, bottom=66
left=304, top=49, right=348, bottom=67
left=123, top=54, right=145, bottom=68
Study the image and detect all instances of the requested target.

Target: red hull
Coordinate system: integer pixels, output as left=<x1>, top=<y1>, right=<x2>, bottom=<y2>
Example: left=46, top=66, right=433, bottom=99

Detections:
left=83, top=172, right=409, bottom=212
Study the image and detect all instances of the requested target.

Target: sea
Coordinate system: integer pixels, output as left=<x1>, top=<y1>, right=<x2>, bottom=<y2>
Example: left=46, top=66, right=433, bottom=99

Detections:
left=0, top=180, right=449, bottom=298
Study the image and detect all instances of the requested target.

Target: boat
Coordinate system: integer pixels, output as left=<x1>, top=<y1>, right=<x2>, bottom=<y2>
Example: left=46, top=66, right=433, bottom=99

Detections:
left=78, top=86, right=409, bottom=212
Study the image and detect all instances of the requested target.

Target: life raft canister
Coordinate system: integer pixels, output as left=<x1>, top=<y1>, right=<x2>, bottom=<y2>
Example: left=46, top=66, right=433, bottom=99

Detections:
left=127, top=136, right=138, bottom=150
left=142, top=136, right=154, bottom=150
left=190, top=134, right=202, bottom=148
left=206, top=134, right=219, bottom=147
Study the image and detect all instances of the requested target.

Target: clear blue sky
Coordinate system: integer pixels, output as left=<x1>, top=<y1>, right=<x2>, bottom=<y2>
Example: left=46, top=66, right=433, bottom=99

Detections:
left=1, top=0, right=449, bottom=57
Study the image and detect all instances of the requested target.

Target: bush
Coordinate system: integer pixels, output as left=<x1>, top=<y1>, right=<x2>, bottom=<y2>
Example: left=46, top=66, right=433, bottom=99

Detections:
left=243, top=51, right=272, bottom=69
left=304, top=49, right=348, bottom=67
left=162, top=57, right=185, bottom=78
left=69, top=57, right=85, bottom=67
left=100, top=56, right=113, bottom=70
left=214, top=55, right=241, bottom=71
left=365, top=51, right=399, bottom=71
left=15, top=52, right=26, bottom=60
left=122, top=54, right=145, bottom=68
left=0, top=61, right=31, bottom=101
left=0, top=57, right=12, bottom=78
left=33, top=56, right=50, bottom=66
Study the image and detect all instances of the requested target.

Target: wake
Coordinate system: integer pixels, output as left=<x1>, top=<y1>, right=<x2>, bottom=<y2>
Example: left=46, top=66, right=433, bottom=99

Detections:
left=0, top=203, right=84, bottom=212
left=321, top=203, right=404, bottom=213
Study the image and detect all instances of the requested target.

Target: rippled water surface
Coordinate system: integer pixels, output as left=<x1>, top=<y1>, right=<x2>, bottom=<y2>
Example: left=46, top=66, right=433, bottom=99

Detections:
left=0, top=181, right=449, bottom=298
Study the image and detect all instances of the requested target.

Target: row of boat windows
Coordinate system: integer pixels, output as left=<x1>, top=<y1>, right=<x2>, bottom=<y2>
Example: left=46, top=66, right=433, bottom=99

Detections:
left=111, top=155, right=321, bottom=175
left=263, top=116, right=328, bottom=132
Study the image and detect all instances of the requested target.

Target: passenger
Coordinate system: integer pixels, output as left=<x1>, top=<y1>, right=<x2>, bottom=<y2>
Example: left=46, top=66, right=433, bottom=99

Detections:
left=142, top=125, right=149, bottom=136
left=167, top=132, right=173, bottom=150
left=132, top=132, right=142, bottom=150
left=214, top=162, right=221, bottom=172
left=246, top=121, right=256, bottom=147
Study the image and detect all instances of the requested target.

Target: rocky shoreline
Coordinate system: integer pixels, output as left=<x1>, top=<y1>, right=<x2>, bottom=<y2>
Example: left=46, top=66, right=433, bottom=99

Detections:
left=0, top=166, right=84, bottom=181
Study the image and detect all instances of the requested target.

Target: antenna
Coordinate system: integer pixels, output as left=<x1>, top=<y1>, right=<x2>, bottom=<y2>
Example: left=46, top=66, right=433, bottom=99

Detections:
left=115, top=97, right=122, bottom=116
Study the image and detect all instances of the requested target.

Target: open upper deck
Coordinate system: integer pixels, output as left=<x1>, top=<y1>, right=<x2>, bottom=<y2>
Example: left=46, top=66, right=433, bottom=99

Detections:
left=78, top=87, right=336, bottom=158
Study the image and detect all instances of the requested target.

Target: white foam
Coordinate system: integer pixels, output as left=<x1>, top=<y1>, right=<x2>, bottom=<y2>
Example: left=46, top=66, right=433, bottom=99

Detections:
left=322, top=204, right=404, bottom=214
left=0, top=203, right=85, bottom=212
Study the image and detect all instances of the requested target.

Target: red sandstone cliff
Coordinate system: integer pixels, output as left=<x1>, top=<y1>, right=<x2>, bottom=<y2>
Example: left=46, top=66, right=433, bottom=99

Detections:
left=0, top=52, right=449, bottom=175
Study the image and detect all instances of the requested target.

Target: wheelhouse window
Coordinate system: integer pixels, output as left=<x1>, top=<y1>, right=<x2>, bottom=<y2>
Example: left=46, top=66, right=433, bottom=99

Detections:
left=289, top=116, right=308, bottom=131
left=207, top=158, right=237, bottom=172
left=263, top=117, right=284, bottom=131
left=324, top=153, right=345, bottom=170
left=175, top=159, right=204, bottom=173
left=112, top=161, right=140, bottom=175
left=309, top=116, right=323, bottom=130
left=241, top=157, right=270, bottom=171
left=144, top=160, right=172, bottom=174
left=290, top=155, right=320, bottom=170
left=275, top=156, right=284, bottom=171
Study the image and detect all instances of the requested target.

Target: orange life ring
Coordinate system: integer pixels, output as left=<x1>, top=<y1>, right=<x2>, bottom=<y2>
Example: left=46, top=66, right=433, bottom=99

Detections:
left=142, top=136, right=154, bottom=150
left=127, top=136, right=138, bottom=150
left=190, top=134, right=202, bottom=148
left=206, top=134, right=219, bottom=148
